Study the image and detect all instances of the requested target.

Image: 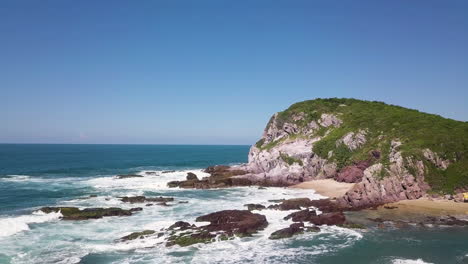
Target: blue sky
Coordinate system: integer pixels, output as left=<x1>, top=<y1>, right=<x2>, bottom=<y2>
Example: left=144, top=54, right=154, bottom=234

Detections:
left=1, top=0, right=467, bottom=145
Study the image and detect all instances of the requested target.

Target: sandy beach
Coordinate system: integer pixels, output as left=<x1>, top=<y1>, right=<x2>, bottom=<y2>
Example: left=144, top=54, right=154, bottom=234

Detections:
left=290, top=179, right=355, bottom=199
left=291, top=179, right=468, bottom=222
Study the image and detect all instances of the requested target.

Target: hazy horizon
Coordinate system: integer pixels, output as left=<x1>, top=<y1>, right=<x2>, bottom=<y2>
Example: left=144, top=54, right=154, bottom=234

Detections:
left=2, top=1, right=467, bottom=145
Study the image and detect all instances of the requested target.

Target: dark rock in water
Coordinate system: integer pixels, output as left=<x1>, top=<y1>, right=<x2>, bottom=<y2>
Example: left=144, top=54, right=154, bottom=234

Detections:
left=157, top=202, right=171, bottom=207
left=269, top=222, right=320, bottom=240
left=269, top=223, right=304, bottom=240
left=196, top=210, right=268, bottom=236
left=178, top=201, right=189, bottom=204
left=116, top=174, right=143, bottom=179
left=120, top=196, right=174, bottom=204
left=368, top=215, right=468, bottom=228
left=307, top=212, right=346, bottom=226
left=145, top=171, right=158, bottom=175
left=204, top=165, right=231, bottom=175
left=178, top=180, right=198, bottom=188
left=167, top=166, right=250, bottom=189
left=39, top=207, right=137, bottom=220
left=268, top=199, right=285, bottom=203
left=166, top=231, right=216, bottom=247
left=267, top=198, right=343, bottom=212
left=305, top=226, right=321, bottom=232
left=268, top=198, right=317, bottom=211
left=89, top=194, right=98, bottom=198
left=284, top=209, right=317, bottom=221
left=120, top=230, right=155, bottom=241
left=166, top=210, right=267, bottom=247
left=285, top=210, right=346, bottom=226
left=168, top=221, right=192, bottom=231
left=186, top=172, right=199, bottom=181
left=308, top=199, right=344, bottom=213
left=278, top=198, right=315, bottom=210
left=130, top=207, right=143, bottom=212
left=244, top=204, right=266, bottom=211
left=425, top=216, right=468, bottom=226
left=167, top=181, right=181, bottom=188
left=146, top=204, right=153, bottom=207
left=161, top=170, right=176, bottom=174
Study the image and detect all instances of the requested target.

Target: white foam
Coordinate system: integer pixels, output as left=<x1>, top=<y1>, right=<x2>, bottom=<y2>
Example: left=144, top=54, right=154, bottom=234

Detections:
left=0, top=211, right=62, bottom=238
left=85, top=169, right=210, bottom=191
left=1, top=175, right=32, bottom=182
left=392, top=258, right=433, bottom=264
left=0, top=170, right=363, bottom=263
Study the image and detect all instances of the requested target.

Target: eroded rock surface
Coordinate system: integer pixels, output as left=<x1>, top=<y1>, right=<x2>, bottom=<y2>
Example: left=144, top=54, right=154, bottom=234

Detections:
left=39, top=207, right=140, bottom=220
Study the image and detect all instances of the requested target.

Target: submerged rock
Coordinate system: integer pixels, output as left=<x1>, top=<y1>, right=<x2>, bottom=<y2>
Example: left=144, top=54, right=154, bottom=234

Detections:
left=285, top=210, right=346, bottom=226
left=168, top=221, right=193, bottom=231
left=120, top=196, right=174, bottom=204
left=244, top=204, right=266, bottom=211
left=269, top=223, right=304, bottom=240
left=269, top=222, right=321, bottom=240
left=167, top=181, right=181, bottom=188
left=39, top=207, right=139, bottom=220
left=283, top=209, right=317, bottom=222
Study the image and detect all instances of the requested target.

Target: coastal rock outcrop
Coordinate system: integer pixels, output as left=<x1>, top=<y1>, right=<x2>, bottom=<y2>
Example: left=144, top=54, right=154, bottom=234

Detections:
left=167, top=166, right=250, bottom=189
left=228, top=98, right=467, bottom=209
left=39, top=207, right=140, bottom=220
left=269, top=222, right=320, bottom=240
left=165, top=210, right=268, bottom=246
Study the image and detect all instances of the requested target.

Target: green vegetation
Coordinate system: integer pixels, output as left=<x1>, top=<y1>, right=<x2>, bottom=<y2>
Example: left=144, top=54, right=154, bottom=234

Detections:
left=280, top=152, right=303, bottom=166
left=121, top=230, right=156, bottom=241
left=268, top=98, right=468, bottom=193
left=167, top=233, right=213, bottom=247
left=255, top=138, right=265, bottom=148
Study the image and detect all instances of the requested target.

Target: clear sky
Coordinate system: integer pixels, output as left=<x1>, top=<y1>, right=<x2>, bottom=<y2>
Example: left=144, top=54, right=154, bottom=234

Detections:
left=1, top=0, right=467, bottom=145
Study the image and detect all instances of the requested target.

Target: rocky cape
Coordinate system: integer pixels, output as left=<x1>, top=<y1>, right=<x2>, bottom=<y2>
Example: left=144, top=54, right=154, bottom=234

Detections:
left=170, top=98, right=468, bottom=210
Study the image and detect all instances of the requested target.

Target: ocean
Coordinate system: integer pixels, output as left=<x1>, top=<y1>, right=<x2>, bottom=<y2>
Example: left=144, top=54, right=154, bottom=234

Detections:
left=0, top=144, right=467, bottom=264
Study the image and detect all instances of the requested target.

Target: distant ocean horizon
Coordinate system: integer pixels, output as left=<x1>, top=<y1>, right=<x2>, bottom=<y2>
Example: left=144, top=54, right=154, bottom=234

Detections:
left=0, top=144, right=467, bottom=264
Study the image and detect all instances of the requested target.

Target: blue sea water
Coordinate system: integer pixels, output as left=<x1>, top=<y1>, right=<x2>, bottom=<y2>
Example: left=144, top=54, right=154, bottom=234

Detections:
left=0, top=144, right=467, bottom=264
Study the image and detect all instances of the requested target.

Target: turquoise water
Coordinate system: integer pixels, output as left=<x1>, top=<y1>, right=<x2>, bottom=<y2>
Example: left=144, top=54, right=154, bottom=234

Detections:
left=0, top=144, right=467, bottom=264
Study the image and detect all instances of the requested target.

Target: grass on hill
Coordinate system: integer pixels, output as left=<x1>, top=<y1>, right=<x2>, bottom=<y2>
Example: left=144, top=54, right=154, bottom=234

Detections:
left=258, top=98, right=468, bottom=193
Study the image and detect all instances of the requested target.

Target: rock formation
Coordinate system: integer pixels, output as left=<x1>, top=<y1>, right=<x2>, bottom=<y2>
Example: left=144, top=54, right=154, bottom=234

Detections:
left=227, top=98, right=468, bottom=209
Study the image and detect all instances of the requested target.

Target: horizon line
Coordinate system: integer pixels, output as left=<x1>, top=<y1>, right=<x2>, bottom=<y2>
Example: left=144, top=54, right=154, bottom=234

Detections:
left=0, top=142, right=252, bottom=146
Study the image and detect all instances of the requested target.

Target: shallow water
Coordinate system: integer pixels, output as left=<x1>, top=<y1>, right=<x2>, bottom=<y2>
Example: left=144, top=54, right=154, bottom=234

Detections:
left=0, top=144, right=467, bottom=264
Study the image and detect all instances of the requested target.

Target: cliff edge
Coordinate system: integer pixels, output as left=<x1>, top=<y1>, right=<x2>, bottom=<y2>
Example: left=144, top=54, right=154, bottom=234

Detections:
left=238, top=98, right=468, bottom=209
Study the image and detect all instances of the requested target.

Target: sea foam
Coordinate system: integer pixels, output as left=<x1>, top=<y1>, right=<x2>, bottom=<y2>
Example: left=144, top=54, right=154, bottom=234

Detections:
left=392, top=258, right=434, bottom=264
left=0, top=211, right=62, bottom=238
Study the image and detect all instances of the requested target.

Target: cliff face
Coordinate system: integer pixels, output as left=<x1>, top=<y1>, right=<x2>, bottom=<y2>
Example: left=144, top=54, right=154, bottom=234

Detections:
left=239, top=98, right=468, bottom=208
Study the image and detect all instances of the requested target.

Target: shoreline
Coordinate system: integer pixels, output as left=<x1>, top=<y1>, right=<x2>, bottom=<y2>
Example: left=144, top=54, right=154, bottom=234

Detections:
left=289, top=179, right=355, bottom=199
left=288, top=178, right=468, bottom=223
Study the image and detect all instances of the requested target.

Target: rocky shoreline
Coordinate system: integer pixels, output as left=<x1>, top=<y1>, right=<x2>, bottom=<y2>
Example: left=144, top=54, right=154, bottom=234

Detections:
left=32, top=167, right=468, bottom=249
